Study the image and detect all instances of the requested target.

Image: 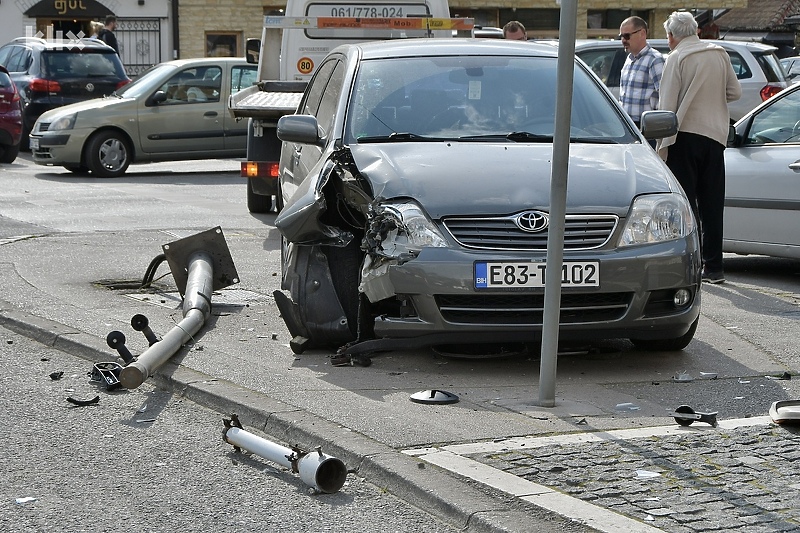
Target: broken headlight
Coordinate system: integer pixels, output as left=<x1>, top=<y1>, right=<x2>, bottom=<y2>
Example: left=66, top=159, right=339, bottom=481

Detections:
left=619, top=193, right=696, bottom=246
left=370, top=201, right=448, bottom=258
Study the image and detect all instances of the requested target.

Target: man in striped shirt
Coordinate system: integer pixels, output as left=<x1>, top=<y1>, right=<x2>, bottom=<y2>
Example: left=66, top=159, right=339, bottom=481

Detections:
left=619, top=16, right=664, bottom=130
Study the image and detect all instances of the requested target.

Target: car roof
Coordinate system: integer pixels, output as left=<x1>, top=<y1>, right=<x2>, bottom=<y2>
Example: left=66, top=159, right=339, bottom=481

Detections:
left=155, top=57, right=250, bottom=68
left=341, top=38, right=559, bottom=59
left=571, top=37, right=778, bottom=54
left=5, top=36, right=118, bottom=52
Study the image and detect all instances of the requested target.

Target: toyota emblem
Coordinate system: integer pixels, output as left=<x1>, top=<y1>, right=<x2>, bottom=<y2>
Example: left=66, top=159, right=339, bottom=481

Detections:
left=85, top=83, right=95, bottom=92
left=515, top=211, right=549, bottom=232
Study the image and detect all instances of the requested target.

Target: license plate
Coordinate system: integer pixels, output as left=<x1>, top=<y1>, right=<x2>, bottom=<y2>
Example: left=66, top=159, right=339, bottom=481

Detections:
left=29, top=137, right=39, bottom=150
left=475, top=261, right=600, bottom=289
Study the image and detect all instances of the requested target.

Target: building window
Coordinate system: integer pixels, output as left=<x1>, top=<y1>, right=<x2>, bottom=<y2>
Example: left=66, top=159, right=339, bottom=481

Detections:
left=206, top=32, right=240, bottom=57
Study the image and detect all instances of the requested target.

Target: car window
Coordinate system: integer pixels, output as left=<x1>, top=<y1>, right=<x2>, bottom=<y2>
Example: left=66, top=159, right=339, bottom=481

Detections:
left=4, top=46, right=31, bottom=73
left=231, top=65, right=257, bottom=93
left=744, top=89, right=800, bottom=145
left=159, top=67, right=220, bottom=104
left=301, top=58, right=338, bottom=116
left=754, top=52, right=785, bottom=83
left=314, top=61, right=345, bottom=136
left=726, top=52, right=752, bottom=80
left=43, top=51, right=122, bottom=79
left=0, top=46, right=12, bottom=67
left=348, top=55, right=633, bottom=142
left=576, top=49, right=619, bottom=85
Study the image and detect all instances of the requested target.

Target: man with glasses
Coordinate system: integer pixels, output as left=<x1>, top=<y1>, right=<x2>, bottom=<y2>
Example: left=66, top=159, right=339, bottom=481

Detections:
left=619, top=16, right=663, bottom=134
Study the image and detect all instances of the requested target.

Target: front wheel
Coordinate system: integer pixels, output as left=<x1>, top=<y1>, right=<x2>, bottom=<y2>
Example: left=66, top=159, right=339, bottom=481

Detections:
left=631, top=316, right=699, bottom=352
left=247, top=179, right=273, bottom=213
left=0, top=142, right=20, bottom=164
left=63, top=165, right=90, bottom=174
left=85, top=131, right=131, bottom=178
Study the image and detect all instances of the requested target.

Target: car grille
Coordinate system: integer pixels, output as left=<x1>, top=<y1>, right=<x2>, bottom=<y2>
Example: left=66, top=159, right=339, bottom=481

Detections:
left=36, top=122, right=50, bottom=133
left=435, top=292, right=631, bottom=325
left=443, top=214, right=618, bottom=251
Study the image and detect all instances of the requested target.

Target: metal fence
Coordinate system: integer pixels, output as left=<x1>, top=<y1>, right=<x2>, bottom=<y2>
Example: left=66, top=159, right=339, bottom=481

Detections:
left=117, top=18, right=162, bottom=78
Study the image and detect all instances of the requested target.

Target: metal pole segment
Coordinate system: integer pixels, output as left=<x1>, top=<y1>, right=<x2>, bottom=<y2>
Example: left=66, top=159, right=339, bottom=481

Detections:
left=539, top=0, right=578, bottom=407
left=119, top=252, right=215, bottom=390
left=224, top=427, right=348, bottom=494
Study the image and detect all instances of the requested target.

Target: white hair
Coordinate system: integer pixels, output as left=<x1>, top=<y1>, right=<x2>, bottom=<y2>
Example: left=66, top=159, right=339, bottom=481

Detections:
left=663, top=11, right=698, bottom=39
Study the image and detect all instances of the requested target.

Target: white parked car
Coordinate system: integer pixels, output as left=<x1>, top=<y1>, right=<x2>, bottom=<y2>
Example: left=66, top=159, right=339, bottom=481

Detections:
left=570, top=39, right=788, bottom=122
left=725, top=82, right=800, bottom=259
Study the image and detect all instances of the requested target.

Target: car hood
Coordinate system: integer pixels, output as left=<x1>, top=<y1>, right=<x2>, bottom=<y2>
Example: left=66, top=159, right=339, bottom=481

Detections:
left=36, top=95, right=130, bottom=123
left=348, top=142, right=676, bottom=218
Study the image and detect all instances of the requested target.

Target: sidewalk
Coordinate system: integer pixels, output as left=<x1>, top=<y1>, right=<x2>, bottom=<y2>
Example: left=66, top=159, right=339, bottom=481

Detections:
left=1, top=228, right=799, bottom=532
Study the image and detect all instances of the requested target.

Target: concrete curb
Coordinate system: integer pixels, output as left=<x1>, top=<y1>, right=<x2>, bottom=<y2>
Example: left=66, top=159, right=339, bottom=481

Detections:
left=0, top=301, right=600, bottom=533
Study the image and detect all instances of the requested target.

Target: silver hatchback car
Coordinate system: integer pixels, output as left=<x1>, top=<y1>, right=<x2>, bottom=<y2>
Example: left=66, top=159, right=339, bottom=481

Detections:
left=274, top=39, right=701, bottom=355
left=573, top=39, right=788, bottom=122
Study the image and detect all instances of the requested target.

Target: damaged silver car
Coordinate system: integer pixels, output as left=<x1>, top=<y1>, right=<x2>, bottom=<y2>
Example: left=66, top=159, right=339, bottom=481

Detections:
left=273, top=39, right=701, bottom=355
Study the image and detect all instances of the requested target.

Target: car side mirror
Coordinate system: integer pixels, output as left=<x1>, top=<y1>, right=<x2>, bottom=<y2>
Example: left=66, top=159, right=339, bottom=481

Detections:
left=147, top=90, right=167, bottom=106
left=727, top=124, right=736, bottom=145
left=277, top=114, right=323, bottom=146
left=640, top=110, right=678, bottom=139
left=245, top=38, right=260, bottom=65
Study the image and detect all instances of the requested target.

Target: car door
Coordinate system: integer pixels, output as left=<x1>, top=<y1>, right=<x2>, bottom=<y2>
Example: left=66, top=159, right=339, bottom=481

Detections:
left=137, top=65, right=225, bottom=155
left=223, top=63, right=258, bottom=150
left=280, top=56, right=346, bottom=199
left=725, top=86, right=800, bottom=253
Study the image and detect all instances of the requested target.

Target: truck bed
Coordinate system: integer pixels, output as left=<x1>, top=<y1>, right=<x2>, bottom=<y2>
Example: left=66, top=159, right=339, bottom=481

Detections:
left=228, top=81, right=307, bottom=119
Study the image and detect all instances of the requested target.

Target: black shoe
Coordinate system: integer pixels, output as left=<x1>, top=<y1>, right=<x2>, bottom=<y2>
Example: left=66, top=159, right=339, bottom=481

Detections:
left=702, top=270, right=725, bottom=284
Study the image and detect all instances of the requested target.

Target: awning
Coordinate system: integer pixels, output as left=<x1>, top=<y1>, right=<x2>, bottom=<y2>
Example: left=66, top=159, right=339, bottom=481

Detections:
left=25, top=0, right=114, bottom=18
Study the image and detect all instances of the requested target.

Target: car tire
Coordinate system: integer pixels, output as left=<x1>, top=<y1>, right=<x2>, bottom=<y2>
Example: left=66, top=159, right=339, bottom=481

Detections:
left=63, top=165, right=90, bottom=174
left=0, top=142, right=20, bottom=164
left=247, top=179, right=273, bottom=213
left=85, top=131, right=131, bottom=178
left=631, top=316, right=699, bottom=352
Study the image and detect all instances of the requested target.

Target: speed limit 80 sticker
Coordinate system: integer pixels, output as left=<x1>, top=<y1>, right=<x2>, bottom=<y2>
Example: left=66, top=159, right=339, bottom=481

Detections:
left=297, top=57, right=314, bottom=75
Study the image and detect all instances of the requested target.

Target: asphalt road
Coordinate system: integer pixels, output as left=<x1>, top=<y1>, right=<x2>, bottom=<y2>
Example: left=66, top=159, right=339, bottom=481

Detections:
left=2, top=153, right=800, bottom=532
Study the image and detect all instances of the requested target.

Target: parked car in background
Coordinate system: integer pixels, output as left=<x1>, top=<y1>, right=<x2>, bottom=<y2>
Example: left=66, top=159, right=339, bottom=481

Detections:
left=29, top=57, right=257, bottom=177
left=725, top=81, right=800, bottom=259
left=571, top=39, right=788, bottom=122
left=779, top=55, right=800, bottom=82
left=273, top=38, right=701, bottom=354
left=0, top=37, right=130, bottom=149
left=0, top=65, right=23, bottom=163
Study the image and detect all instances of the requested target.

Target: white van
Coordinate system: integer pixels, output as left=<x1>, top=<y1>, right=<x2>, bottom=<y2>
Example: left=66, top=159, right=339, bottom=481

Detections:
left=279, top=0, right=453, bottom=81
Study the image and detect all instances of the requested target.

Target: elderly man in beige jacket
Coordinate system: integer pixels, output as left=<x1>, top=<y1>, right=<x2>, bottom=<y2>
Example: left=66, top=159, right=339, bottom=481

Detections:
left=656, top=11, right=741, bottom=284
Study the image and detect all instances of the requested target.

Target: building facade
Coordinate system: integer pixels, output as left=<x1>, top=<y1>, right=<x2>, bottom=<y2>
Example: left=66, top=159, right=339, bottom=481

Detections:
left=2, top=1, right=752, bottom=74
left=0, top=0, right=173, bottom=77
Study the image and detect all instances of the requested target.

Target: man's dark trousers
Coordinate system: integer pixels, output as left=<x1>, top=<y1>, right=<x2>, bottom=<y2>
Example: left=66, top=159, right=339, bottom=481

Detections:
left=665, top=131, right=726, bottom=273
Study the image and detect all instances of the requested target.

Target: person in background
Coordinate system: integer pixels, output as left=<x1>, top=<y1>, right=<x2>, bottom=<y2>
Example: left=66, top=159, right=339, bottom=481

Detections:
left=619, top=16, right=664, bottom=133
left=657, top=11, right=741, bottom=284
left=503, top=21, right=527, bottom=41
left=89, top=21, right=103, bottom=40
left=97, top=15, right=120, bottom=57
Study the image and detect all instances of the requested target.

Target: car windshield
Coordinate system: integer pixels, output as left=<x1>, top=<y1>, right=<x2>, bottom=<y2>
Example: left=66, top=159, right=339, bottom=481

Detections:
left=116, top=63, right=177, bottom=97
left=347, top=55, right=634, bottom=143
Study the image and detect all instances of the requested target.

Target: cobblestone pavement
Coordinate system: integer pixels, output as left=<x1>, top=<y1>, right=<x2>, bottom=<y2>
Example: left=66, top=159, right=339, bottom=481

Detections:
left=472, top=422, right=800, bottom=532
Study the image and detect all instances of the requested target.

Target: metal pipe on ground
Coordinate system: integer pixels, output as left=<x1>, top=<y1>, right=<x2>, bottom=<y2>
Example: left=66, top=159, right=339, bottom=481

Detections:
left=120, top=251, right=213, bottom=389
left=222, top=415, right=348, bottom=494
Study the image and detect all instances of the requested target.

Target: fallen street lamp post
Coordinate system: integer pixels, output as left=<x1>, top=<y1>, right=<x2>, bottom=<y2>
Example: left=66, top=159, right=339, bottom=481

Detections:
left=118, top=227, right=239, bottom=390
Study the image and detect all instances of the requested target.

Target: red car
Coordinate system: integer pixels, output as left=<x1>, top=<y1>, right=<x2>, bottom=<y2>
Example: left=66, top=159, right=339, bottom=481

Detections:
left=0, top=64, right=23, bottom=163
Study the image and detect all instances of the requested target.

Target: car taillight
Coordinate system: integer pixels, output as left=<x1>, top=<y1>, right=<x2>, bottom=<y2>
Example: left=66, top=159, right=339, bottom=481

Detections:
left=29, top=78, right=61, bottom=93
left=760, top=85, right=783, bottom=101
left=241, top=161, right=280, bottom=178
left=116, top=79, right=132, bottom=90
